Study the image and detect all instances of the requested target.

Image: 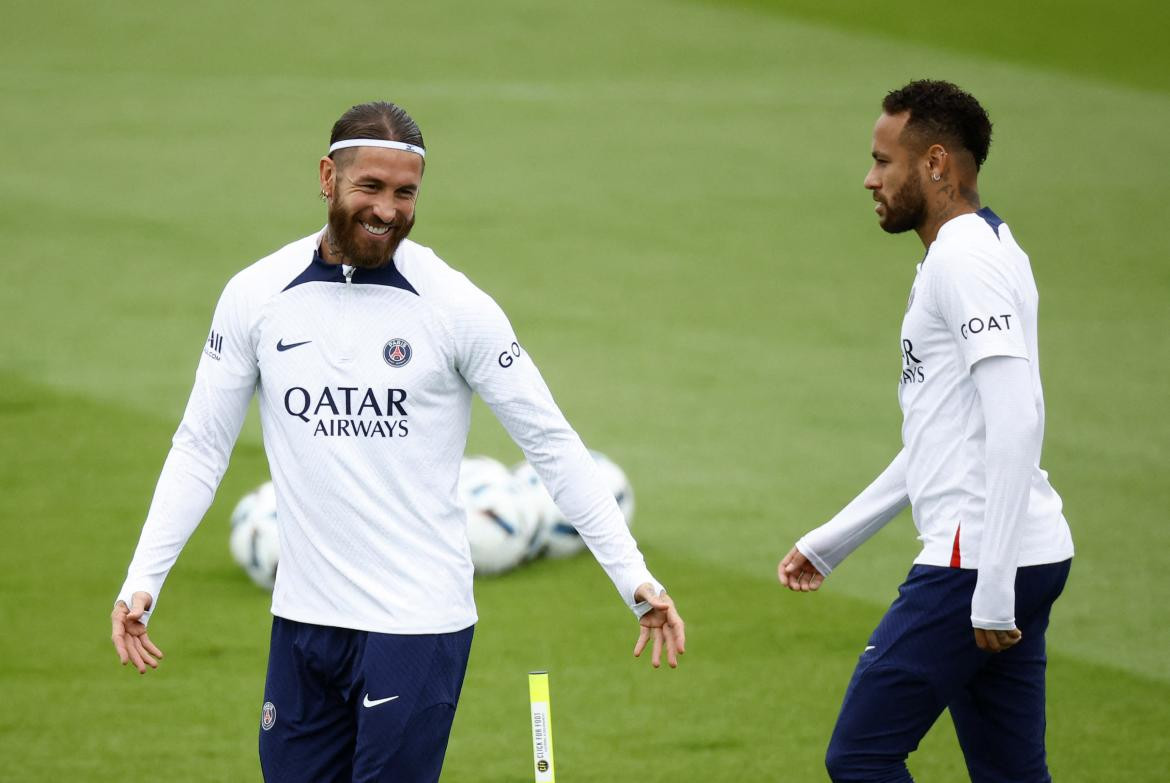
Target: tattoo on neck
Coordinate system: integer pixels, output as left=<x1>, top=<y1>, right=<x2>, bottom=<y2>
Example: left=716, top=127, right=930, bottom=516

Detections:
left=324, top=229, right=341, bottom=259
left=960, top=183, right=981, bottom=208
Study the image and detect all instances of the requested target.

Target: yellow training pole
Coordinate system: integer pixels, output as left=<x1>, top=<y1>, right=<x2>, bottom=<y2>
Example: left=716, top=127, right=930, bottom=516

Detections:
left=528, top=671, right=556, bottom=782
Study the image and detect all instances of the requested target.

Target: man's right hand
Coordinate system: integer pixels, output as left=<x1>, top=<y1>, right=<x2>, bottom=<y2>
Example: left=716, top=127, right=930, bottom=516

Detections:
left=777, top=547, right=826, bottom=592
left=111, top=592, right=164, bottom=674
left=632, top=583, right=686, bottom=669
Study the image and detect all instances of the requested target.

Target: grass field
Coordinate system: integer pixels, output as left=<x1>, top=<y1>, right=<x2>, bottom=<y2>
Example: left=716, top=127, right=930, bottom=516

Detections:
left=2, top=0, right=1169, bottom=780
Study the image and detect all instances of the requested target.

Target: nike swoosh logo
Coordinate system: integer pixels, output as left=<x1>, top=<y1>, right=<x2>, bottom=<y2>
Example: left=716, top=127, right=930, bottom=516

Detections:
left=276, top=339, right=312, bottom=352
left=363, top=694, right=400, bottom=708
left=864, top=645, right=876, bottom=653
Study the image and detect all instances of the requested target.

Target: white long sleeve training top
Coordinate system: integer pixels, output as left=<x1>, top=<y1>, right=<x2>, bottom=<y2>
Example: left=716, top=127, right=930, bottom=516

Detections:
left=798, top=209, right=1072, bottom=628
left=116, top=231, right=662, bottom=632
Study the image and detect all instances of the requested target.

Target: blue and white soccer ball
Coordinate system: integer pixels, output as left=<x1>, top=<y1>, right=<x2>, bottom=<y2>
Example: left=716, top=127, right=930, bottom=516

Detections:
left=228, top=481, right=280, bottom=590
left=511, top=450, right=635, bottom=560
left=459, top=456, right=539, bottom=576
left=457, top=455, right=512, bottom=498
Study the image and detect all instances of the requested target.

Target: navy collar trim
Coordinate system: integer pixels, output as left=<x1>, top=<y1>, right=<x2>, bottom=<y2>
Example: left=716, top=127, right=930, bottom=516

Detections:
left=976, top=206, right=1003, bottom=238
left=283, top=248, right=419, bottom=295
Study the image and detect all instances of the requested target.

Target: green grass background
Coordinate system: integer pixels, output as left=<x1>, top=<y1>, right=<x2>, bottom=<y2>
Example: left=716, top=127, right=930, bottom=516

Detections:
left=2, top=0, right=1168, bottom=779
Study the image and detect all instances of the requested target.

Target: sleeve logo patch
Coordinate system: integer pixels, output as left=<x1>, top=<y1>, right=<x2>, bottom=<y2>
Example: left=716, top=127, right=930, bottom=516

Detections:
left=383, top=338, right=412, bottom=367
left=960, top=314, right=1013, bottom=340
left=204, top=330, right=225, bottom=361
left=498, top=341, right=521, bottom=368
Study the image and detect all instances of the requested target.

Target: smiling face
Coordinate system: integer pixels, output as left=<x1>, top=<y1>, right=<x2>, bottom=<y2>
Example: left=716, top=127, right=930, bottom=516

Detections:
left=863, top=111, right=928, bottom=235
left=319, top=146, right=424, bottom=268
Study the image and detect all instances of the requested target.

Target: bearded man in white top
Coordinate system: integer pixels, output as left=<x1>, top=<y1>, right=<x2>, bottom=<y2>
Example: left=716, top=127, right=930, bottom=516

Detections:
left=779, top=80, right=1073, bottom=782
left=109, top=101, right=685, bottom=783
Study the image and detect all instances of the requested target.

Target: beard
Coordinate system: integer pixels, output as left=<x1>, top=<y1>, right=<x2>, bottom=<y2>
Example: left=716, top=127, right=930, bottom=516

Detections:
left=324, top=203, right=415, bottom=269
left=877, top=173, right=927, bottom=235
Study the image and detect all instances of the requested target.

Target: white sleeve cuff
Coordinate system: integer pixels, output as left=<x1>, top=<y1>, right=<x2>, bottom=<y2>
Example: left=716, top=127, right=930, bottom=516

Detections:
left=795, top=538, right=834, bottom=578
left=971, top=615, right=1017, bottom=631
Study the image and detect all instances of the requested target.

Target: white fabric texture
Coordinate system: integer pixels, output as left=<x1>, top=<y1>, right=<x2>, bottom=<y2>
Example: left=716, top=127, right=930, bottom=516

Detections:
left=117, top=232, right=660, bottom=632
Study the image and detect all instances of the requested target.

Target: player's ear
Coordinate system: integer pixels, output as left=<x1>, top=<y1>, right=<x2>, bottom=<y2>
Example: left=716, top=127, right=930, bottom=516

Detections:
left=319, top=156, right=336, bottom=198
left=926, top=144, right=949, bottom=181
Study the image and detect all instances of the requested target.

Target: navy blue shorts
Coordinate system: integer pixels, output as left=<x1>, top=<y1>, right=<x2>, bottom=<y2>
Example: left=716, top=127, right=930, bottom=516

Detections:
left=258, top=617, right=474, bottom=783
left=825, top=560, right=1070, bottom=783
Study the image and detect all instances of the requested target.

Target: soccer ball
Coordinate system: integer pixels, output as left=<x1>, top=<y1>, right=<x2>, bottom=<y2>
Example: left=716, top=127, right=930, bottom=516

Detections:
left=460, top=456, right=539, bottom=575
left=457, top=455, right=512, bottom=498
left=512, top=450, right=635, bottom=560
left=228, top=481, right=280, bottom=590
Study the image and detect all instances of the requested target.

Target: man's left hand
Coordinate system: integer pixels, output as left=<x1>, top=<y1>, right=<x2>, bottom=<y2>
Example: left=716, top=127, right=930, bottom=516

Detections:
left=974, top=627, right=1022, bottom=653
left=633, top=584, right=686, bottom=669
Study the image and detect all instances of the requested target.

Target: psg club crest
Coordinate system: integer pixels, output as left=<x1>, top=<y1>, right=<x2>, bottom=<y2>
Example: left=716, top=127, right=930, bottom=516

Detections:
left=261, top=701, right=276, bottom=731
left=383, top=338, right=412, bottom=367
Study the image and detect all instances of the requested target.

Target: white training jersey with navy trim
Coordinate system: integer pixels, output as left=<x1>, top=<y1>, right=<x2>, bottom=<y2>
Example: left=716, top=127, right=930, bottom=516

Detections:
left=117, top=230, right=660, bottom=633
left=899, top=209, right=1073, bottom=569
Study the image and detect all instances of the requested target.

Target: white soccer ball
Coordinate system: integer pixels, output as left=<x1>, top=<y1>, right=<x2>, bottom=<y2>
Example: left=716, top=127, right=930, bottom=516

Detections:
left=228, top=481, right=280, bottom=590
left=460, top=456, right=539, bottom=575
left=457, top=455, right=512, bottom=498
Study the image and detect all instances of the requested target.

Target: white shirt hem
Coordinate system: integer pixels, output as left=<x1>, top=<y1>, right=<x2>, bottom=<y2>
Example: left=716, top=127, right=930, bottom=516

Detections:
left=271, top=608, right=479, bottom=635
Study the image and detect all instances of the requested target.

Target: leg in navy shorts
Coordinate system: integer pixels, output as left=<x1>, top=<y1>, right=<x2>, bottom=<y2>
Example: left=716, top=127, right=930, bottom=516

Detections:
left=824, top=560, right=1070, bottom=783
left=258, top=617, right=474, bottom=783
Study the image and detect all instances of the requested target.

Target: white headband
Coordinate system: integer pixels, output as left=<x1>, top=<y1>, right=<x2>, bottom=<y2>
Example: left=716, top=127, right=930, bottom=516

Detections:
left=328, top=139, right=426, bottom=158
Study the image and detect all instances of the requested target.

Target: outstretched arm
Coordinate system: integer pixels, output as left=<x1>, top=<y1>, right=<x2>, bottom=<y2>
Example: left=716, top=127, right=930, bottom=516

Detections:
left=450, top=283, right=683, bottom=665
left=110, top=375, right=253, bottom=671
left=111, top=277, right=257, bottom=671
left=779, top=450, right=909, bottom=591
left=451, top=287, right=664, bottom=616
